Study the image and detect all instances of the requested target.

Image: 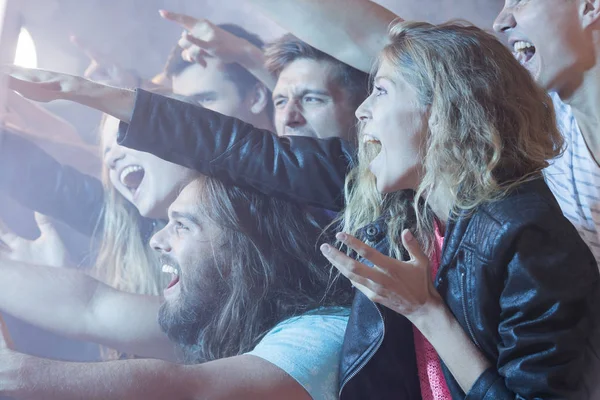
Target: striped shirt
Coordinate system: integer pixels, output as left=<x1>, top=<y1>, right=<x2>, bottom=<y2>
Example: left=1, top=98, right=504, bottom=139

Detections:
left=545, top=92, right=600, bottom=265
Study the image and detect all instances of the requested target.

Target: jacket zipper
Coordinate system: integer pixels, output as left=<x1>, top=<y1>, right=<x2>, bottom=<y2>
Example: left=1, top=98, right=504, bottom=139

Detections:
left=338, top=302, right=385, bottom=396
left=460, top=271, right=481, bottom=348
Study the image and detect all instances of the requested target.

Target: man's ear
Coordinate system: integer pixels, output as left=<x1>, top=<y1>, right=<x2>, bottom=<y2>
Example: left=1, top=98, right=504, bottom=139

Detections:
left=249, top=83, right=270, bottom=115
left=582, top=0, right=600, bottom=29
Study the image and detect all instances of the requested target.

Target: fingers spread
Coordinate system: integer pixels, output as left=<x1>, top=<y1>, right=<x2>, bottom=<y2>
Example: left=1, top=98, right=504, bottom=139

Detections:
left=401, top=229, right=429, bottom=266
left=321, top=243, right=386, bottom=285
left=335, top=232, right=391, bottom=268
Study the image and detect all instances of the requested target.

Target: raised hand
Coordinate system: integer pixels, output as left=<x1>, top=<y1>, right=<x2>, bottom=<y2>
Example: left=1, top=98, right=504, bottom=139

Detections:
left=321, top=230, right=441, bottom=320
left=0, top=213, right=71, bottom=268
left=159, top=10, right=256, bottom=67
left=71, top=35, right=140, bottom=87
left=3, top=65, right=86, bottom=103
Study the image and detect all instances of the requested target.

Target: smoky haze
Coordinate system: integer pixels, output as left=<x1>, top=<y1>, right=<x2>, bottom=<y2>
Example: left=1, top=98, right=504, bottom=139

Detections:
left=0, top=0, right=504, bottom=367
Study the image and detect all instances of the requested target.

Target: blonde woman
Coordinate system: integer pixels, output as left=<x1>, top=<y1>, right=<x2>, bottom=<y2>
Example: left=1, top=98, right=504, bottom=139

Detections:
left=317, top=21, right=599, bottom=398
left=7, top=21, right=600, bottom=399
left=0, top=113, right=196, bottom=295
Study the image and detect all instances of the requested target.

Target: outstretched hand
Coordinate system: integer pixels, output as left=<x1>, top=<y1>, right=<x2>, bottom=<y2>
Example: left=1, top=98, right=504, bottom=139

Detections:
left=3, top=65, right=86, bottom=103
left=321, top=230, right=442, bottom=320
left=0, top=213, right=71, bottom=268
left=159, top=10, right=256, bottom=67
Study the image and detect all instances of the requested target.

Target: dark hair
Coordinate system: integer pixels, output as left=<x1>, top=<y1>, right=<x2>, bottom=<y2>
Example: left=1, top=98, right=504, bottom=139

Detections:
left=265, top=34, right=369, bottom=108
left=186, top=176, right=352, bottom=362
left=164, top=24, right=266, bottom=101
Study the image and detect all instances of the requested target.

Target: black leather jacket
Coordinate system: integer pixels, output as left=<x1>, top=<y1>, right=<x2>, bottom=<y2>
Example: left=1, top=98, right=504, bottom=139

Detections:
left=341, top=219, right=421, bottom=400
left=118, top=90, right=600, bottom=398
left=119, top=90, right=422, bottom=399
left=0, top=130, right=156, bottom=241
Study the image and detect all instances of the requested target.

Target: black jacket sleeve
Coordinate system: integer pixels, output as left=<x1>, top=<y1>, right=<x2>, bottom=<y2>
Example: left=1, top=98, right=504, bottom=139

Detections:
left=0, top=131, right=105, bottom=236
left=117, top=89, right=355, bottom=212
left=467, top=223, right=599, bottom=400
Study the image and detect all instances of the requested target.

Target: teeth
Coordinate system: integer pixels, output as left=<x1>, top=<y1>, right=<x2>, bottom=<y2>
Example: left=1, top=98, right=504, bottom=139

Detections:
left=161, top=264, right=179, bottom=275
left=513, top=41, right=534, bottom=53
left=119, top=165, right=143, bottom=186
left=362, top=134, right=381, bottom=144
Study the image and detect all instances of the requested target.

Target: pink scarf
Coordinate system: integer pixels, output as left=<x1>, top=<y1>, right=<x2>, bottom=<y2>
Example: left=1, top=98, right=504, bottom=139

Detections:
left=412, top=225, right=452, bottom=399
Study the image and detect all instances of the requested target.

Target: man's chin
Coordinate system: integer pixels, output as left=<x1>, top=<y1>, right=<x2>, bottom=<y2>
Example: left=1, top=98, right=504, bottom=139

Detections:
left=158, top=301, right=203, bottom=346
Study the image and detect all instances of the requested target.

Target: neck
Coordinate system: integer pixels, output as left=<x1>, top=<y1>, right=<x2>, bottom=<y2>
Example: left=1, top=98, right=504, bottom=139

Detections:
left=560, top=33, right=600, bottom=164
left=428, top=189, right=451, bottom=224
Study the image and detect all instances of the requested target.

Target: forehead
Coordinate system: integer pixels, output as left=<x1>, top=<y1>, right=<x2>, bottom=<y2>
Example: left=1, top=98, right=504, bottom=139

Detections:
left=171, top=61, right=238, bottom=96
left=375, top=59, right=422, bottom=98
left=274, top=58, right=340, bottom=93
left=375, top=59, right=397, bottom=79
left=170, top=179, right=204, bottom=214
left=506, top=0, right=577, bottom=15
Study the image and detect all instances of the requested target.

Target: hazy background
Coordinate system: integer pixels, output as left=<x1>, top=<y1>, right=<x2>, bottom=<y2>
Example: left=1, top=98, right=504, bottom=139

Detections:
left=0, top=0, right=505, bottom=363
left=15, top=0, right=504, bottom=139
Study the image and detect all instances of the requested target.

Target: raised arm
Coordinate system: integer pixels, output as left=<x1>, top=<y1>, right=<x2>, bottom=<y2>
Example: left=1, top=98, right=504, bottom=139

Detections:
left=250, top=0, right=398, bottom=73
left=1, top=353, right=309, bottom=400
left=159, top=10, right=277, bottom=91
left=0, top=257, right=175, bottom=360
left=6, top=68, right=354, bottom=211
left=0, top=131, right=105, bottom=236
left=118, top=89, right=352, bottom=211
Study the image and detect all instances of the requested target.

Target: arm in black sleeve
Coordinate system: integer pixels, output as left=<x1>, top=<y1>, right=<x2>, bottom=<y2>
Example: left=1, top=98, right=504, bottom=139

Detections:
left=117, top=89, right=355, bottom=212
left=0, top=131, right=105, bottom=236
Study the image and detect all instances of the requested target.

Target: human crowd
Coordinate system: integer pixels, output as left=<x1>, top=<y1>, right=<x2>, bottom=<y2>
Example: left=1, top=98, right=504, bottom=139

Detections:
left=0, top=0, right=600, bottom=399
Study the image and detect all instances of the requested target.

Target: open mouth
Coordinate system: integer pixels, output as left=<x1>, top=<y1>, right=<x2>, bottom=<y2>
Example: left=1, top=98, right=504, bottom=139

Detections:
left=162, top=264, right=181, bottom=296
left=119, top=165, right=145, bottom=194
left=362, top=134, right=381, bottom=145
left=513, top=40, right=536, bottom=66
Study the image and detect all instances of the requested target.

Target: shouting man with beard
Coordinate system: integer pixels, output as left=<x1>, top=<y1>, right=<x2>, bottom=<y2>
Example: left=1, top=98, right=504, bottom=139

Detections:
left=0, top=177, right=352, bottom=400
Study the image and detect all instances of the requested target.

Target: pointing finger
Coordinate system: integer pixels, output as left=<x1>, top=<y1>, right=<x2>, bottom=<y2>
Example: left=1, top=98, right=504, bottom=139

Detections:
left=159, top=10, right=198, bottom=31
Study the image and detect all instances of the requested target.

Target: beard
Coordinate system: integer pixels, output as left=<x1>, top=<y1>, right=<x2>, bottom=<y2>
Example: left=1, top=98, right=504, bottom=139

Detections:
left=158, top=290, right=208, bottom=346
left=158, top=277, right=226, bottom=363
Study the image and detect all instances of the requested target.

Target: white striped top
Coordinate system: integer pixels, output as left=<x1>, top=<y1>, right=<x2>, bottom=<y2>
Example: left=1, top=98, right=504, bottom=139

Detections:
left=545, top=92, right=600, bottom=266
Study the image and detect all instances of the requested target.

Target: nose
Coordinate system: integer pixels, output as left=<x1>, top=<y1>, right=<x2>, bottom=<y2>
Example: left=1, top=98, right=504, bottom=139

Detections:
left=355, top=96, right=372, bottom=122
left=281, top=100, right=306, bottom=128
left=150, top=226, right=172, bottom=254
left=104, top=145, right=126, bottom=170
left=493, top=7, right=516, bottom=33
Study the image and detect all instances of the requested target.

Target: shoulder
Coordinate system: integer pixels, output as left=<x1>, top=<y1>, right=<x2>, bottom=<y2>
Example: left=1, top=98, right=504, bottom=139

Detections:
left=466, top=179, right=592, bottom=263
left=480, top=178, right=561, bottom=226
left=254, top=308, right=350, bottom=348
left=246, top=308, right=350, bottom=400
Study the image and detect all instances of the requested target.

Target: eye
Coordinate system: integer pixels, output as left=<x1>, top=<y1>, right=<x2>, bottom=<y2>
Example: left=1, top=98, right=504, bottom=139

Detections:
left=175, top=221, right=189, bottom=232
left=374, top=85, right=387, bottom=97
left=195, top=94, right=217, bottom=105
left=303, top=96, right=324, bottom=104
left=274, top=98, right=287, bottom=109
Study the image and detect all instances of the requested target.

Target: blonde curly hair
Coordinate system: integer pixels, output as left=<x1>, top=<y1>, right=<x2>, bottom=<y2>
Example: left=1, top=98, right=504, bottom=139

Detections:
left=339, top=21, right=563, bottom=257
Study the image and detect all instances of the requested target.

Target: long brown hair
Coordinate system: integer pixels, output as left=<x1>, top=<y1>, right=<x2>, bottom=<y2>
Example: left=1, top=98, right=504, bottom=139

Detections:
left=186, top=176, right=352, bottom=362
